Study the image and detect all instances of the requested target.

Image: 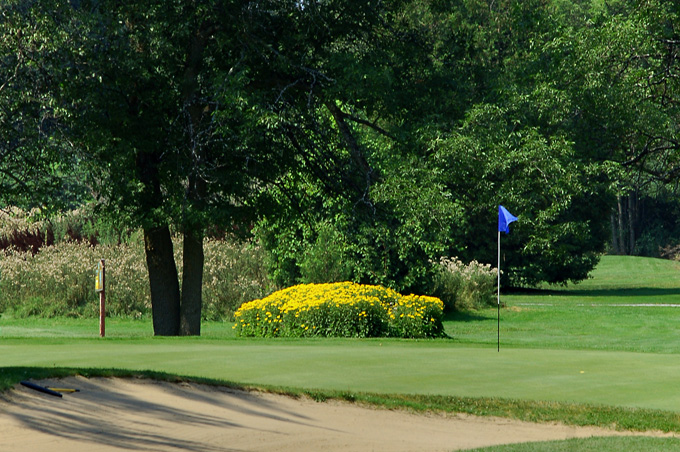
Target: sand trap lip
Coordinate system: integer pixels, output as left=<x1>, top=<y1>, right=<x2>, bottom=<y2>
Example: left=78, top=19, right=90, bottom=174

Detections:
left=0, top=376, right=671, bottom=452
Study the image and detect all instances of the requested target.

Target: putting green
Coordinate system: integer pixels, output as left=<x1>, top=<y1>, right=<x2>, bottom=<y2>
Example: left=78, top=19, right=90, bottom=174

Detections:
left=2, top=338, right=679, bottom=412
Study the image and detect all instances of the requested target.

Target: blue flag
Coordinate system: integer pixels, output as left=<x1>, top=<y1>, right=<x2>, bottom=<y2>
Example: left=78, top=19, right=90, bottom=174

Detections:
left=498, top=205, right=518, bottom=233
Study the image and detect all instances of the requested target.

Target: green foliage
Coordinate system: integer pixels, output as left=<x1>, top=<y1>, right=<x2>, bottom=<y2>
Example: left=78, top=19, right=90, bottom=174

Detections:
left=255, top=146, right=464, bottom=295
left=233, top=282, right=445, bottom=338
left=425, top=104, right=611, bottom=286
left=299, top=222, right=353, bottom=284
left=432, top=257, right=497, bottom=311
left=254, top=0, right=624, bottom=291
left=9, top=0, right=680, bottom=304
left=0, top=0, right=87, bottom=212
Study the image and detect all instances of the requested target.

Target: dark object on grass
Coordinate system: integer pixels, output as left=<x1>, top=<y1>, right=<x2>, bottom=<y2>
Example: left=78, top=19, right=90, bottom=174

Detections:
left=20, top=381, right=63, bottom=398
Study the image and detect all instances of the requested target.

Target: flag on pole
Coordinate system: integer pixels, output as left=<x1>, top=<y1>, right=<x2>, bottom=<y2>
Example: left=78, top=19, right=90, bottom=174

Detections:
left=498, top=205, right=518, bottom=234
left=497, top=205, right=517, bottom=352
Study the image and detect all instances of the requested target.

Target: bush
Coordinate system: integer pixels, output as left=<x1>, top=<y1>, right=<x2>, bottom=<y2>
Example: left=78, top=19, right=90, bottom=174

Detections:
left=431, top=257, right=496, bottom=311
left=0, top=208, right=54, bottom=254
left=233, top=282, right=445, bottom=338
left=299, top=222, right=353, bottom=284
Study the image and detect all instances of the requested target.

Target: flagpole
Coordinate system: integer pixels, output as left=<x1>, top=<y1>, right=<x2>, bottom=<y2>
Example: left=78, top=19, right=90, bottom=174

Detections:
left=497, top=205, right=517, bottom=353
left=497, top=230, right=501, bottom=352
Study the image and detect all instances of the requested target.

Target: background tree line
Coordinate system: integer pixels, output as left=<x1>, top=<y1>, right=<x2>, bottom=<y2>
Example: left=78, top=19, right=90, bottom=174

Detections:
left=2, top=0, right=679, bottom=335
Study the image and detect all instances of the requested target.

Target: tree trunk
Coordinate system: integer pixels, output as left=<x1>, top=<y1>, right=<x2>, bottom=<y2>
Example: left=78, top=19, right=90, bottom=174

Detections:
left=180, top=228, right=204, bottom=336
left=326, top=101, right=378, bottom=190
left=617, top=195, right=626, bottom=254
left=628, top=193, right=636, bottom=254
left=610, top=212, right=620, bottom=254
left=177, top=21, right=211, bottom=336
left=144, top=224, right=181, bottom=336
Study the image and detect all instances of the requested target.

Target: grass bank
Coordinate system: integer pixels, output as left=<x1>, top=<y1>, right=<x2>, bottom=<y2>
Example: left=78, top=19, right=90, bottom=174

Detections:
left=468, top=436, right=680, bottom=452
left=3, top=365, right=680, bottom=436
left=2, top=336, right=680, bottom=412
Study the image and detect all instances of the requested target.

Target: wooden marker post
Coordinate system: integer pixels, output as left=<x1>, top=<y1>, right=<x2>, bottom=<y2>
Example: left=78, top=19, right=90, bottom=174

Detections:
left=96, top=259, right=105, bottom=337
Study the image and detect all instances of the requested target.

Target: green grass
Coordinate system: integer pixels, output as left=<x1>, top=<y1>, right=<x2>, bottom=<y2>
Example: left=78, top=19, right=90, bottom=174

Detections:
left=449, top=255, right=680, bottom=353
left=448, top=304, right=680, bottom=353
left=3, top=335, right=680, bottom=412
left=3, top=255, right=680, bottom=449
left=467, top=436, right=680, bottom=452
left=0, top=316, right=235, bottom=338
left=566, top=255, right=680, bottom=290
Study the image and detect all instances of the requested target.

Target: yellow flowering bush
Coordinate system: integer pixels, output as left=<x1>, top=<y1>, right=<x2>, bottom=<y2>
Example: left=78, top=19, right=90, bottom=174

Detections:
left=233, top=282, right=445, bottom=338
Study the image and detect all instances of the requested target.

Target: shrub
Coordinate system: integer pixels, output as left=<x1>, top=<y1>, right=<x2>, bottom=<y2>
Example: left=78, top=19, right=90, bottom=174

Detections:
left=431, top=257, right=496, bottom=311
left=0, top=207, right=141, bottom=253
left=0, top=208, right=54, bottom=254
left=233, top=282, right=445, bottom=338
left=299, top=222, right=353, bottom=284
left=388, top=293, right=446, bottom=338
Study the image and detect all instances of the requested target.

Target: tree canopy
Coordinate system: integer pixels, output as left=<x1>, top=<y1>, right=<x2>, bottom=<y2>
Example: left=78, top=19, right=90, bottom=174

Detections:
left=3, top=0, right=680, bottom=333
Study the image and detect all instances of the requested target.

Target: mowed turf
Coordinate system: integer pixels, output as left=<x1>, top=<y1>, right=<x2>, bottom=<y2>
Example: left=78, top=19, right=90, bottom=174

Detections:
left=2, top=336, right=680, bottom=411
left=2, top=255, right=680, bottom=413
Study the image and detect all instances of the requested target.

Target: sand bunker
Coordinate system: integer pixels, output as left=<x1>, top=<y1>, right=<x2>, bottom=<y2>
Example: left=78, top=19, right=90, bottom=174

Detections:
left=0, top=377, right=666, bottom=451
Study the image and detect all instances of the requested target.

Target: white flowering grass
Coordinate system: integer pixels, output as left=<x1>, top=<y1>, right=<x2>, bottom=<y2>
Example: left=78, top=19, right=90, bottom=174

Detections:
left=0, top=235, right=272, bottom=319
left=432, top=257, right=497, bottom=311
left=0, top=241, right=149, bottom=317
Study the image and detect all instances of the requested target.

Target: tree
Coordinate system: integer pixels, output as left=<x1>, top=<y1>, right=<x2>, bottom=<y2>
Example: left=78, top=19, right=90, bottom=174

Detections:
left=4, top=0, right=402, bottom=334
left=258, top=0, right=616, bottom=290
left=8, top=0, right=666, bottom=315
left=0, top=2, right=83, bottom=212
left=537, top=0, right=680, bottom=256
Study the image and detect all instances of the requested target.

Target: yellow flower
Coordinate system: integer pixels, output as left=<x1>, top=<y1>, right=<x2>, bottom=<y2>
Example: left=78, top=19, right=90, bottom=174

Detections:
left=232, top=281, right=444, bottom=338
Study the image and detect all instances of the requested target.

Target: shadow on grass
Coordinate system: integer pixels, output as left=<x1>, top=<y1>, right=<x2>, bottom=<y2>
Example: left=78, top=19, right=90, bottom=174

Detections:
left=505, top=287, right=680, bottom=299
left=0, top=366, right=240, bottom=393
left=444, top=311, right=495, bottom=323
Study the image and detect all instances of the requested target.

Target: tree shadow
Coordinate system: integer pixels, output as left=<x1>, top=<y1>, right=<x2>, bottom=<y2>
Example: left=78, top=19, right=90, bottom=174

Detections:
left=444, top=311, right=495, bottom=323
left=506, top=287, right=680, bottom=298
left=1, top=368, right=342, bottom=452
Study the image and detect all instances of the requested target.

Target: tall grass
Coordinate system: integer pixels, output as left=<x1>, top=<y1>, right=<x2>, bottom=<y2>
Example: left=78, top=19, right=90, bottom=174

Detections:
left=0, top=235, right=273, bottom=320
left=200, top=238, right=273, bottom=320
left=0, top=241, right=147, bottom=317
left=432, top=256, right=497, bottom=311
left=0, top=209, right=502, bottom=319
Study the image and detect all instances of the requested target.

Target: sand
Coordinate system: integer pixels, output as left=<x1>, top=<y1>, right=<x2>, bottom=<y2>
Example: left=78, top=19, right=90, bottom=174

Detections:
left=0, top=377, right=669, bottom=452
